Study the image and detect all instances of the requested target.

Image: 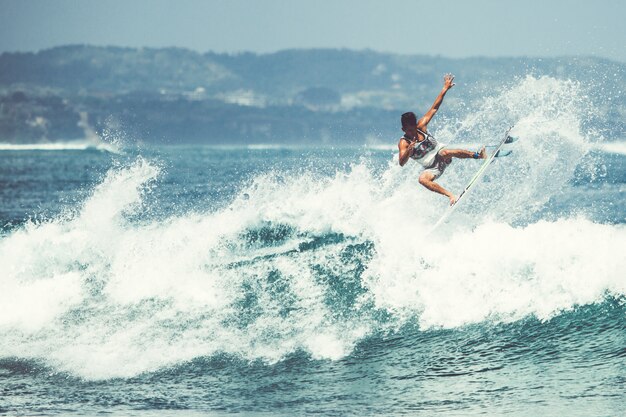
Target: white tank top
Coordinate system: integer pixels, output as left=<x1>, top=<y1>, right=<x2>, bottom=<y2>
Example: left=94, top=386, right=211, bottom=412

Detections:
left=402, top=134, right=446, bottom=168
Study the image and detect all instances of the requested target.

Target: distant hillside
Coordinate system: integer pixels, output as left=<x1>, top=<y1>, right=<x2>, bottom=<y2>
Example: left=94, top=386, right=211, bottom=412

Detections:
left=0, top=46, right=623, bottom=143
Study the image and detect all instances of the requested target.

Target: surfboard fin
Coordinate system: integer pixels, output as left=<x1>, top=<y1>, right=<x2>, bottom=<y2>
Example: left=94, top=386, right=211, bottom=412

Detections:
left=494, top=150, right=512, bottom=157
left=487, top=136, right=517, bottom=147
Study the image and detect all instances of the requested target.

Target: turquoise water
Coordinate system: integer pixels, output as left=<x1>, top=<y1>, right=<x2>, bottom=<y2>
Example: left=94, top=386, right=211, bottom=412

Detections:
left=0, top=76, right=624, bottom=416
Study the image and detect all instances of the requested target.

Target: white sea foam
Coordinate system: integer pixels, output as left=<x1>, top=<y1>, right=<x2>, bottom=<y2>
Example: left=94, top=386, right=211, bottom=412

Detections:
left=245, top=143, right=293, bottom=150
left=593, top=141, right=626, bottom=155
left=0, top=76, right=623, bottom=380
left=364, top=219, right=626, bottom=328
left=0, top=141, right=121, bottom=153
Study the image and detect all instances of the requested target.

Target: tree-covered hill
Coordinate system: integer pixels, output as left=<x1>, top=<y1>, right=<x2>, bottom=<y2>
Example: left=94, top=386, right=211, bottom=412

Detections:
left=0, top=46, right=623, bottom=143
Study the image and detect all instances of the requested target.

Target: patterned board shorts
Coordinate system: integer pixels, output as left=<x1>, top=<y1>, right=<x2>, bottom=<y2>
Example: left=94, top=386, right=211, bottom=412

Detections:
left=423, top=151, right=450, bottom=180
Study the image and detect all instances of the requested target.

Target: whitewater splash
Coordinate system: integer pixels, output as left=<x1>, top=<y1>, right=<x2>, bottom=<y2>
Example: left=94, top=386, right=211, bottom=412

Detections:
left=0, top=141, right=121, bottom=153
left=0, top=76, right=624, bottom=380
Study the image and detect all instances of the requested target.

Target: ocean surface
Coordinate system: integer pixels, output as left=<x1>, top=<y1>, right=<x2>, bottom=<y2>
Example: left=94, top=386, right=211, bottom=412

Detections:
left=0, top=76, right=625, bottom=416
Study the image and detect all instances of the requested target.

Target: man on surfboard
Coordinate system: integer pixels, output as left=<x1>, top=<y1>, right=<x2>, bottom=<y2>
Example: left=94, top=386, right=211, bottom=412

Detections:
left=398, top=74, right=485, bottom=205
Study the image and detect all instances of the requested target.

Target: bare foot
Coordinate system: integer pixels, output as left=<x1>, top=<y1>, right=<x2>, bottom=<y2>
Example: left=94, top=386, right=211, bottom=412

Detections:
left=479, top=146, right=486, bottom=159
left=449, top=195, right=457, bottom=206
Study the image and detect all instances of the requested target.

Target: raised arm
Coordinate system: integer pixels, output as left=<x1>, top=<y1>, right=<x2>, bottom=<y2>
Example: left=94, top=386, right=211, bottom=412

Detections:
left=418, top=74, right=455, bottom=128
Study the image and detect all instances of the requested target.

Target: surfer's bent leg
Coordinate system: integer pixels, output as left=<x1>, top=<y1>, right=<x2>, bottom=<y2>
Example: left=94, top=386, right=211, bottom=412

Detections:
left=419, top=171, right=456, bottom=205
left=439, top=148, right=486, bottom=162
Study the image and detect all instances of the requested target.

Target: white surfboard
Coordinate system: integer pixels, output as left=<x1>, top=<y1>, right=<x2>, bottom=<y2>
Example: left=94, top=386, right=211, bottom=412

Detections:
left=428, top=126, right=515, bottom=234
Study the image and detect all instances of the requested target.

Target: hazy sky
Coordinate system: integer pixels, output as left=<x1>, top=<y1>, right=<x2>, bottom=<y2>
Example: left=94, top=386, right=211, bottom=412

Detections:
left=1, top=0, right=624, bottom=61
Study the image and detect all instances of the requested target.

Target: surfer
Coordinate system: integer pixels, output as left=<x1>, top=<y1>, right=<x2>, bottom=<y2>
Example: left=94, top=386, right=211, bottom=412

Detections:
left=398, top=74, right=485, bottom=205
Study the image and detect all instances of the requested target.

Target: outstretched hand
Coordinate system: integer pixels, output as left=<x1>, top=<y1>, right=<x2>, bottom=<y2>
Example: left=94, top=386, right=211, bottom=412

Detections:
left=443, top=73, right=455, bottom=90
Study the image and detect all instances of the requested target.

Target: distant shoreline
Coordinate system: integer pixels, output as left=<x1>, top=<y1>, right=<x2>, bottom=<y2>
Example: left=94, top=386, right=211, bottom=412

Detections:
left=1, top=45, right=623, bottom=144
